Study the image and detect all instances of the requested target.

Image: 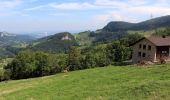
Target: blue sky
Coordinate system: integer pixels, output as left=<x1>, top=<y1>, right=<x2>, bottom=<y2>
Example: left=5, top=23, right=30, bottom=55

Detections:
left=0, top=0, right=170, bottom=34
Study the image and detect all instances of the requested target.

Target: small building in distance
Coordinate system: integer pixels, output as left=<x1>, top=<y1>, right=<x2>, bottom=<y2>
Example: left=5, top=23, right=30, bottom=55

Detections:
left=132, top=36, right=170, bottom=63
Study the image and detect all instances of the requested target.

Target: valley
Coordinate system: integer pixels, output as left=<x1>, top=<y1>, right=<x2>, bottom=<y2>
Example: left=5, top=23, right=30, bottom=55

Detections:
left=1, top=15, right=170, bottom=100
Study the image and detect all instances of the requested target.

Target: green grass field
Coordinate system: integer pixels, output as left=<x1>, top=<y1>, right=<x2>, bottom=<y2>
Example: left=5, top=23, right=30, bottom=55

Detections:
left=1, top=64, right=170, bottom=100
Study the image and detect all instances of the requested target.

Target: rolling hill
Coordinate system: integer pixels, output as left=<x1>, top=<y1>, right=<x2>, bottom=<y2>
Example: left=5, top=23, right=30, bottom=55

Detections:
left=30, top=32, right=78, bottom=53
left=0, top=32, right=34, bottom=47
left=76, top=15, right=170, bottom=45
left=2, top=15, right=170, bottom=56
left=103, top=15, right=170, bottom=32
left=1, top=64, right=170, bottom=99
left=0, top=32, right=35, bottom=57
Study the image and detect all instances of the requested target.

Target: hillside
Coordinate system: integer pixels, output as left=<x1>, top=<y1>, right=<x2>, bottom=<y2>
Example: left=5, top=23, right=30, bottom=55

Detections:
left=0, top=32, right=34, bottom=46
left=0, top=32, right=35, bottom=57
left=75, top=31, right=95, bottom=46
left=1, top=64, right=170, bottom=100
left=31, top=32, right=78, bottom=53
left=75, top=15, right=170, bottom=45
left=103, top=15, right=170, bottom=32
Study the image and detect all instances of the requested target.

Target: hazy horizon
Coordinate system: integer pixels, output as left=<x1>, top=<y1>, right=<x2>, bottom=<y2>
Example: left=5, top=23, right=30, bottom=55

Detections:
left=0, top=0, right=170, bottom=34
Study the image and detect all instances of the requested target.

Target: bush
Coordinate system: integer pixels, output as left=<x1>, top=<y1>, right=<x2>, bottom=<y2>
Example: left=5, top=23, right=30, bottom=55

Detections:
left=106, top=41, right=131, bottom=62
left=68, top=47, right=81, bottom=71
left=47, top=53, right=68, bottom=73
left=0, top=69, right=11, bottom=81
left=5, top=50, right=68, bottom=79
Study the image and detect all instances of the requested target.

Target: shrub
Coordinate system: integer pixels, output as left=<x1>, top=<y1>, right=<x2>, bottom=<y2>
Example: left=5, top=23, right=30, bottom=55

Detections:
left=0, top=69, right=11, bottom=81
left=5, top=50, right=68, bottom=80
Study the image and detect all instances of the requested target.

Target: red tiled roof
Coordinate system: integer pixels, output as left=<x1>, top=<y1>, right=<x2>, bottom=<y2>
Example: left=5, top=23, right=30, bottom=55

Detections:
left=146, top=36, right=170, bottom=46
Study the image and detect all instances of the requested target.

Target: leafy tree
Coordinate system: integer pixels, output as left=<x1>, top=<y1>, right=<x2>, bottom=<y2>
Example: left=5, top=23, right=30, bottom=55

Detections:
left=154, top=27, right=170, bottom=36
left=47, top=53, right=68, bottom=73
left=83, top=44, right=110, bottom=68
left=163, top=27, right=170, bottom=36
left=5, top=50, right=35, bottom=79
left=84, top=53, right=96, bottom=68
left=5, top=50, right=51, bottom=79
left=68, top=47, right=81, bottom=71
left=106, top=41, right=131, bottom=62
left=35, top=51, right=49, bottom=76
left=120, top=33, right=143, bottom=46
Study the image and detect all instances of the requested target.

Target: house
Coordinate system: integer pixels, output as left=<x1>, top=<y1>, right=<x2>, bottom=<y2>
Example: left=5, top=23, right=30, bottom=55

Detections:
left=132, top=36, right=170, bottom=63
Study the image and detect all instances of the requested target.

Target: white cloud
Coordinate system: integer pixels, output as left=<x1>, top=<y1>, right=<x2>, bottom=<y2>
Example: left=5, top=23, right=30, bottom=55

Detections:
left=48, top=2, right=95, bottom=10
left=94, top=0, right=127, bottom=8
left=127, top=0, right=149, bottom=6
left=24, top=0, right=170, bottom=14
left=0, top=0, right=21, bottom=10
left=127, top=6, right=170, bottom=15
left=93, top=0, right=170, bottom=22
left=2, top=0, right=170, bottom=33
left=95, top=15, right=110, bottom=22
left=25, top=2, right=97, bottom=11
left=95, top=13, right=124, bottom=22
left=25, top=5, right=46, bottom=11
left=49, top=13, right=70, bottom=16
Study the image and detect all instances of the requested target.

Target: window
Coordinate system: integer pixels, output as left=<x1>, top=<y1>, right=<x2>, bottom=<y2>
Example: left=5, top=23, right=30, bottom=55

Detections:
left=143, top=45, right=146, bottom=50
left=162, top=51, right=167, bottom=54
left=139, top=44, right=142, bottom=49
left=138, top=52, right=141, bottom=57
left=143, top=53, right=146, bottom=57
left=148, top=45, right=151, bottom=50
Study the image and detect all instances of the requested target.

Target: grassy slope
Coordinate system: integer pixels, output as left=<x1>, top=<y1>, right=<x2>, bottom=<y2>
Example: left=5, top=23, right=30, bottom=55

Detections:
left=1, top=64, right=170, bottom=100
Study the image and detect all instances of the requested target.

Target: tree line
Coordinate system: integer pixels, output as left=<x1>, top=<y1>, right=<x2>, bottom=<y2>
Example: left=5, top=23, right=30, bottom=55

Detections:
left=0, top=33, right=143, bottom=81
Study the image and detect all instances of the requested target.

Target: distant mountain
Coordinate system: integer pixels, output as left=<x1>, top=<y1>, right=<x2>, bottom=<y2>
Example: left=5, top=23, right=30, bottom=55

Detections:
left=2, top=15, right=170, bottom=56
left=30, top=32, right=78, bottom=53
left=0, top=32, right=35, bottom=57
left=0, top=32, right=16, bottom=37
left=103, top=22, right=134, bottom=32
left=76, top=15, right=170, bottom=44
left=0, top=32, right=35, bottom=47
left=103, top=15, right=170, bottom=32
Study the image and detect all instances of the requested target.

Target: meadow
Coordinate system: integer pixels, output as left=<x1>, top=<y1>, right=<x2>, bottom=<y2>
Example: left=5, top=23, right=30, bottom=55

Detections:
left=0, top=64, right=170, bottom=100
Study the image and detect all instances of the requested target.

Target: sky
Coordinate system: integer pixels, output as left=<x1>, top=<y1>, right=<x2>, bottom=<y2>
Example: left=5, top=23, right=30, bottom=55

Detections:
left=0, top=0, right=170, bottom=34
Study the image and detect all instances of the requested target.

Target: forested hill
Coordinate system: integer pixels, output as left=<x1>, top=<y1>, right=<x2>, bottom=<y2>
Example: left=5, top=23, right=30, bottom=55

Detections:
left=103, top=15, right=170, bottom=32
left=30, top=32, right=78, bottom=53
left=0, top=32, right=35, bottom=57
left=2, top=15, right=170, bottom=56
left=0, top=32, right=34, bottom=46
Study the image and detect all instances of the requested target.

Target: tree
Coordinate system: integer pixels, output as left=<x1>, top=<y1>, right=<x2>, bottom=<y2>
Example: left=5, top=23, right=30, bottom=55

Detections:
left=84, top=53, right=96, bottom=68
left=47, top=53, right=68, bottom=73
left=83, top=44, right=110, bottom=68
left=120, top=33, right=143, bottom=46
left=106, top=41, right=131, bottom=62
left=5, top=50, right=51, bottom=79
left=35, top=51, right=49, bottom=76
left=68, top=47, right=81, bottom=71
left=5, top=50, right=37, bottom=79
left=164, top=27, right=170, bottom=36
